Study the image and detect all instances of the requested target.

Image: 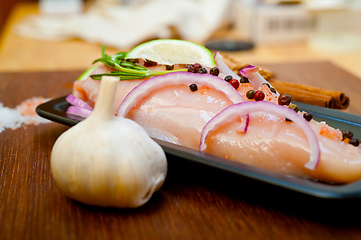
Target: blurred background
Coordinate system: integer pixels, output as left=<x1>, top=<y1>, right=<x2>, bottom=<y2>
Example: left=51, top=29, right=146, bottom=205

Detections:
left=0, top=0, right=361, bottom=78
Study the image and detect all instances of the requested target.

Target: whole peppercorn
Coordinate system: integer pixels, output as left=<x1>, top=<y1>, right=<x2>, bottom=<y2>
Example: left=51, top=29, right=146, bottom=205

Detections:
left=246, top=90, right=255, bottom=99
left=254, top=90, right=265, bottom=101
left=288, top=103, right=299, bottom=113
left=229, top=79, right=240, bottom=89
left=144, top=59, right=158, bottom=67
left=194, top=63, right=202, bottom=69
left=186, top=64, right=195, bottom=73
left=239, top=77, right=249, bottom=83
left=166, top=65, right=174, bottom=70
left=349, top=137, right=360, bottom=147
left=189, top=84, right=198, bottom=92
left=198, top=67, right=207, bottom=74
left=262, top=82, right=277, bottom=94
left=210, top=67, right=219, bottom=76
left=342, top=130, right=353, bottom=140
left=278, top=93, right=292, bottom=106
left=224, top=75, right=233, bottom=82
left=193, top=63, right=202, bottom=72
left=303, top=112, right=313, bottom=121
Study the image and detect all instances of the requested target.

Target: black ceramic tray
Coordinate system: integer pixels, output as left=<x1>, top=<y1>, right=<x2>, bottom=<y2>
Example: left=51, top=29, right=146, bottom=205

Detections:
left=36, top=96, right=361, bottom=199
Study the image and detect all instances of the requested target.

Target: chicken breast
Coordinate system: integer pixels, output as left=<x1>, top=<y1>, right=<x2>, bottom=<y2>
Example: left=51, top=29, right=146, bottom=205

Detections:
left=71, top=64, right=361, bottom=183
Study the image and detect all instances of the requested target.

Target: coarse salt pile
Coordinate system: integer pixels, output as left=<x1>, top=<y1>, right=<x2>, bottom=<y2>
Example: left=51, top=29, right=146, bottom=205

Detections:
left=0, top=97, right=51, bottom=133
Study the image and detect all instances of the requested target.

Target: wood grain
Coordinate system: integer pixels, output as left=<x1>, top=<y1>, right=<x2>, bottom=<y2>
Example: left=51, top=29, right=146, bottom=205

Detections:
left=1, top=65, right=361, bottom=240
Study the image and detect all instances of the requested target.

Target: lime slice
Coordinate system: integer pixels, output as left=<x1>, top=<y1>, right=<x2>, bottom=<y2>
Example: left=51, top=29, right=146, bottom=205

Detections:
left=125, top=39, right=216, bottom=68
left=77, top=65, right=100, bottom=81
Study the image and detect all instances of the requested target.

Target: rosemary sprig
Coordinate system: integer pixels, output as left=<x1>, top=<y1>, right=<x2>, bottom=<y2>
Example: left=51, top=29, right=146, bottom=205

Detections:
left=90, top=72, right=147, bottom=80
left=88, top=45, right=187, bottom=80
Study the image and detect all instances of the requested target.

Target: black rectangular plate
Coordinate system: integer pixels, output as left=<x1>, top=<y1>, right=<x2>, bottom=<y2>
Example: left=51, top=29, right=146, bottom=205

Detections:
left=36, top=96, right=361, bottom=199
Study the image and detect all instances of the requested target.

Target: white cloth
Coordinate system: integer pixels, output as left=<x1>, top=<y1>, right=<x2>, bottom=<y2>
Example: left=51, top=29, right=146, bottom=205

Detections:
left=16, top=0, right=233, bottom=49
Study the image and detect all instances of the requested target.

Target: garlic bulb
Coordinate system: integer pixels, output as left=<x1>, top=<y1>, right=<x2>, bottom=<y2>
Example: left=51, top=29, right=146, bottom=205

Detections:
left=51, top=76, right=167, bottom=208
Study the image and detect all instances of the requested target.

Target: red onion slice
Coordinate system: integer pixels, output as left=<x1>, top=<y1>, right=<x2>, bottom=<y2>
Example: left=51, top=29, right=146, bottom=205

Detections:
left=214, top=52, right=240, bottom=80
left=200, top=101, right=320, bottom=170
left=239, top=65, right=279, bottom=96
left=66, top=94, right=93, bottom=110
left=239, top=65, right=264, bottom=89
left=117, top=71, right=245, bottom=117
left=66, top=106, right=92, bottom=118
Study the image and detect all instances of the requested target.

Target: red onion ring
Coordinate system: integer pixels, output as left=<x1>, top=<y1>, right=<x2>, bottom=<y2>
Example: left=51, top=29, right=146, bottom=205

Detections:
left=66, top=106, right=92, bottom=118
left=214, top=52, right=240, bottom=80
left=200, top=101, right=320, bottom=170
left=117, top=71, right=245, bottom=117
left=66, top=94, right=93, bottom=110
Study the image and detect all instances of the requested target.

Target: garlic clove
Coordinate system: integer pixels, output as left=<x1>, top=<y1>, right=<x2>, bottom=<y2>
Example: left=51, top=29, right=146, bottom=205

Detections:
left=51, top=76, right=167, bottom=208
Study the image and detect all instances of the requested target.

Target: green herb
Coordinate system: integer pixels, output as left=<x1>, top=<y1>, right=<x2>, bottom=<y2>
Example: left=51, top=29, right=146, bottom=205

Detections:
left=86, top=45, right=187, bottom=80
left=111, top=52, right=127, bottom=62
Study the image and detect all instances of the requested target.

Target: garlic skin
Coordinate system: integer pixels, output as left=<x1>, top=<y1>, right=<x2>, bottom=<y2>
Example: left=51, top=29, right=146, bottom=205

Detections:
left=51, top=76, right=167, bottom=208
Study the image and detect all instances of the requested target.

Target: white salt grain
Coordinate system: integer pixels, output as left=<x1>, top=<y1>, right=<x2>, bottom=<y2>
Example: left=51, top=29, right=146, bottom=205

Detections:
left=0, top=98, right=51, bottom=133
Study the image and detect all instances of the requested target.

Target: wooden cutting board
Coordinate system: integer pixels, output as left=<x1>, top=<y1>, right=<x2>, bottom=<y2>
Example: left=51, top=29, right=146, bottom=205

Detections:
left=1, top=62, right=361, bottom=240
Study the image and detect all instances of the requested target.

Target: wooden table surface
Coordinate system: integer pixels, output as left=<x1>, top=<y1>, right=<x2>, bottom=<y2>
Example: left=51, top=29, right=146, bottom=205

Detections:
left=2, top=3, right=361, bottom=240
left=2, top=66, right=361, bottom=240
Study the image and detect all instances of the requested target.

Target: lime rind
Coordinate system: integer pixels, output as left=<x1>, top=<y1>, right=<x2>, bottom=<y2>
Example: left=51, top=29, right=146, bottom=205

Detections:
left=77, top=65, right=100, bottom=81
left=125, top=39, right=216, bottom=68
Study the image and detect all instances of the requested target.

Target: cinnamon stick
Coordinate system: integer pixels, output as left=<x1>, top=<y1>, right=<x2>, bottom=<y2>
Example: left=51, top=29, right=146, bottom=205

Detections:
left=220, top=53, right=350, bottom=109
left=220, top=53, right=274, bottom=80
left=270, top=79, right=350, bottom=109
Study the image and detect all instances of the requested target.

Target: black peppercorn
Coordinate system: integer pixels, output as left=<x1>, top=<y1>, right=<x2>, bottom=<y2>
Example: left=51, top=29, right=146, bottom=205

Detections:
left=303, top=112, right=313, bottom=121
left=349, top=137, right=360, bottom=147
left=342, top=130, right=353, bottom=140
left=198, top=67, right=207, bottom=74
left=166, top=65, right=174, bottom=70
left=239, top=77, right=249, bottom=83
left=144, top=59, right=157, bottom=67
left=262, top=83, right=271, bottom=88
left=224, top=75, right=233, bottom=82
left=210, top=67, right=219, bottom=76
left=270, top=87, right=277, bottom=94
left=189, top=84, right=198, bottom=92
